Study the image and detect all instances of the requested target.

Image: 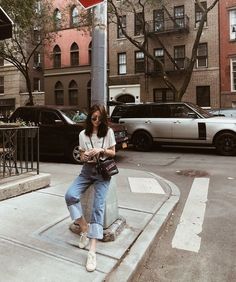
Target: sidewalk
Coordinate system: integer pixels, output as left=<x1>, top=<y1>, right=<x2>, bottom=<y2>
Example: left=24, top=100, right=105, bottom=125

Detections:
left=0, top=162, right=180, bottom=282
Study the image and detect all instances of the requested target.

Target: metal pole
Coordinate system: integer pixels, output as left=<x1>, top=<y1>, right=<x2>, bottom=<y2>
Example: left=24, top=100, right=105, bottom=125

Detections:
left=91, top=0, right=107, bottom=107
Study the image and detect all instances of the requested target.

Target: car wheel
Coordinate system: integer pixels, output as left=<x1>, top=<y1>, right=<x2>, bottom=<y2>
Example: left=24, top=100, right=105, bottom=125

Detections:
left=132, top=131, right=153, bottom=151
left=69, top=143, right=82, bottom=164
left=215, top=132, right=236, bottom=156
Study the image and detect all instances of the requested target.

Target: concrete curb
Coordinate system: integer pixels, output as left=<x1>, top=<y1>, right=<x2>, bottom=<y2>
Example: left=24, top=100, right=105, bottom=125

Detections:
left=105, top=173, right=180, bottom=282
left=0, top=173, right=51, bottom=201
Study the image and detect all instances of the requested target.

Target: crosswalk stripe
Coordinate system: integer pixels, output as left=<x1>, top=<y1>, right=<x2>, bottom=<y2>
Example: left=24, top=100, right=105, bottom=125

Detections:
left=171, top=177, right=210, bottom=253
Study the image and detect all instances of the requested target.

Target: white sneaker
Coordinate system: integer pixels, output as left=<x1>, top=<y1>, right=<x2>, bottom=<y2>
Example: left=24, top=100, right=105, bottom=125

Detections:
left=86, top=251, right=96, bottom=272
left=78, top=232, right=89, bottom=249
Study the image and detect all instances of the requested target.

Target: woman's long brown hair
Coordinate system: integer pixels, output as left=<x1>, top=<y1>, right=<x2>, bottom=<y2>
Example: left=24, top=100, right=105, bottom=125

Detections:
left=85, top=104, right=109, bottom=138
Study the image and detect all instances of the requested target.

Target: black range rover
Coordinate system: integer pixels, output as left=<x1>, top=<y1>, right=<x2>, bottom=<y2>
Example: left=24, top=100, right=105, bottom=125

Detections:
left=9, top=106, right=128, bottom=163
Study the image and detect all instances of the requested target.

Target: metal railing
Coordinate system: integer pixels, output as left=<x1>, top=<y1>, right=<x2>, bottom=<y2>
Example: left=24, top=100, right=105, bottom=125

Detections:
left=146, top=15, right=189, bottom=35
left=0, top=126, right=39, bottom=178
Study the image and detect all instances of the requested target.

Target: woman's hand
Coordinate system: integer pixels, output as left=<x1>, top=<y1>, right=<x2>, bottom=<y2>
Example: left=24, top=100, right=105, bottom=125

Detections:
left=87, top=148, right=104, bottom=157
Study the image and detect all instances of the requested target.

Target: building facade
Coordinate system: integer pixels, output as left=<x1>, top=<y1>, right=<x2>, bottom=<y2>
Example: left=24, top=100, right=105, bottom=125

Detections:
left=108, top=0, right=220, bottom=109
left=219, top=0, right=236, bottom=107
left=44, top=0, right=92, bottom=109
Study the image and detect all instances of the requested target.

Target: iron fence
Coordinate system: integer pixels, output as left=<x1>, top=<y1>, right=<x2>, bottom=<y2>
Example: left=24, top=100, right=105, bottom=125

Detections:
left=0, top=126, right=39, bottom=178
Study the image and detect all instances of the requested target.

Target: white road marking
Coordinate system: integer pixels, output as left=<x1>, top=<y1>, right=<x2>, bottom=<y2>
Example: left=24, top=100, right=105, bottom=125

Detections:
left=128, top=177, right=165, bottom=194
left=172, top=177, right=210, bottom=253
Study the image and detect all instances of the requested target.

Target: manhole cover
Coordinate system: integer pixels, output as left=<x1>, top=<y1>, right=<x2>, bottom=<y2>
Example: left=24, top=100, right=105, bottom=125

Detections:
left=176, top=169, right=209, bottom=177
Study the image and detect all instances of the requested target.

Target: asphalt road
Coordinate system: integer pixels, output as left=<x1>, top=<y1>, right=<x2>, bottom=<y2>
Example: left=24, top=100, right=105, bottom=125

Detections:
left=116, top=145, right=236, bottom=282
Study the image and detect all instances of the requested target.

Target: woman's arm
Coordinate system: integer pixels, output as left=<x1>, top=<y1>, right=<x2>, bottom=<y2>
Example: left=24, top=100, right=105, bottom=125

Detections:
left=101, top=145, right=116, bottom=158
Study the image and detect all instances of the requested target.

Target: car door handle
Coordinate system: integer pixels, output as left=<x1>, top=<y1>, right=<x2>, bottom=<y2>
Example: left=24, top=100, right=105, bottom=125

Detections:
left=145, top=120, right=151, bottom=124
left=173, top=121, right=181, bottom=124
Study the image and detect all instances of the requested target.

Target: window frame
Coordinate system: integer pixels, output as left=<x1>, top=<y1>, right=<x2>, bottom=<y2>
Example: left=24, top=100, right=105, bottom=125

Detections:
left=118, top=52, right=127, bottom=75
left=174, top=5, right=185, bottom=28
left=0, top=76, right=4, bottom=94
left=195, top=1, right=207, bottom=27
left=174, top=45, right=185, bottom=69
left=53, top=45, right=61, bottom=68
left=230, top=58, right=236, bottom=92
left=70, top=42, right=79, bottom=66
left=134, top=12, right=143, bottom=36
left=153, top=9, right=164, bottom=32
left=229, top=9, right=236, bottom=40
left=196, top=43, right=208, bottom=68
left=117, top=15, right=126, bottom=38
left=135, top=51, right=145, bottom=73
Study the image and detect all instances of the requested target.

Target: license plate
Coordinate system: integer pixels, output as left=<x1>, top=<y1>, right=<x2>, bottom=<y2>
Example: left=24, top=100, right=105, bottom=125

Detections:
left=122, top=142, right=128, bottom=149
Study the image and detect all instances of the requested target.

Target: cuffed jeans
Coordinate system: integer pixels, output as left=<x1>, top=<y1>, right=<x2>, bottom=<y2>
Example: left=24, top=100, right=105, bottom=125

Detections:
left=65, top=163, right=110, bottom=240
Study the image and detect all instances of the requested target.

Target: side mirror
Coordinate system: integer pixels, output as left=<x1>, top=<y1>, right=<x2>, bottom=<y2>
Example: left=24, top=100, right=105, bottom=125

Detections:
left=187, top=112, right=198, bottom=119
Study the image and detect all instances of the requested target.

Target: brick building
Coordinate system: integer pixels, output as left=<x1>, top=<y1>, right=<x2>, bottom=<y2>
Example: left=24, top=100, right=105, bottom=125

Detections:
left=44, top=0, right=92, bottom=109
left=108, top=0, right=220, bottom=109
left=219, top=0, right=236, bottom=107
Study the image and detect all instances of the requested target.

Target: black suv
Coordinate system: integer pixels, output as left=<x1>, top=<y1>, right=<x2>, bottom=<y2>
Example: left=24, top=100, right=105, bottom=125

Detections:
left=9, top=106, right=128, bottom=163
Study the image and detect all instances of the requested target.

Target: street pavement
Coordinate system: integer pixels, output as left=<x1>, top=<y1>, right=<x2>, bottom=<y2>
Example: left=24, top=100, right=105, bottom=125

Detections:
left=0, top=162, right=180, bottom=282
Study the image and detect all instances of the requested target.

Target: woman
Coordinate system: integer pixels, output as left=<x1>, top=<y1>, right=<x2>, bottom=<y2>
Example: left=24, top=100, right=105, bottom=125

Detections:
left=65, top=104, right=116, bottom=272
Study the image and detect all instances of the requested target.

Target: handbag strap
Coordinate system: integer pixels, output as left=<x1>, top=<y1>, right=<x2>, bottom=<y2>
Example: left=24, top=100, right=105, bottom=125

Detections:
left=89, top=136, right=105, bottom=164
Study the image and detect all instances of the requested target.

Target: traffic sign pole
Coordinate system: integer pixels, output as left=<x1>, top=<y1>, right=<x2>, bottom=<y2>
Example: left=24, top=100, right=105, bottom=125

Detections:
left=90, top=0, right=107, bottom=108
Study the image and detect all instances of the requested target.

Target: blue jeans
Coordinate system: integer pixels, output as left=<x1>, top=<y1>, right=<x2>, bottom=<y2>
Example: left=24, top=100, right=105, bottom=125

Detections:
left=65, top=163, right=110, bottom=239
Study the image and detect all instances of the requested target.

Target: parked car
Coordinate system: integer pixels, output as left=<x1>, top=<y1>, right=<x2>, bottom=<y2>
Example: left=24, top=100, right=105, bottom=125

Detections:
left=9, top=106, right=128, bottom=163
left=208, top=108, right=236, bottom=118
left=110, top=102, right=236, bottom=156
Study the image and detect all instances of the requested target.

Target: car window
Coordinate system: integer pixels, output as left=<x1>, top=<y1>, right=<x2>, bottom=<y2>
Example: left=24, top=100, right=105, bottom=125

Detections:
left=151, top=105, right=171, bottom=118
left=40, top=111, right=62, bottom=125
left=170, top=105, right=191, bottom=118
left=12, top=108, right=36, bottom=123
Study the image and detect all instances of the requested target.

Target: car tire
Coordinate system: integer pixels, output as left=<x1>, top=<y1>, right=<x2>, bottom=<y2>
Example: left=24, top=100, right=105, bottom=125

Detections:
left=215, top=132, right=236, bottom=156
left=69, top=143, right=82, bottom=164
left=132, top=131, right=153, bottom=151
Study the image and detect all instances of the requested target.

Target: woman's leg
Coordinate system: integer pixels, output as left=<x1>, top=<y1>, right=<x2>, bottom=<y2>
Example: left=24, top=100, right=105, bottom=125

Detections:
left=86, top=177, right=110, bottom=272
left=65, top=166, right=92, bottom=232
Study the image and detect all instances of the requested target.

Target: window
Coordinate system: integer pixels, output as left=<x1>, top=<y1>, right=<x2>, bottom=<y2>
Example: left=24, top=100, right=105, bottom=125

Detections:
left=54, top=9, right=61, bottom=30
left=135, top=51, right=145, bottom=73
left=230, top=58, right=236, bottom=91
left=174, top=45, right=185, bottom=69
left=34, top=29, right=41, bottom=43
left=69, top=80, right=78, bottom=105
left=229, top=9, right=236, bottom=40
left=33, top=78, right=41, bottom=92
left=174, top=6, right=184, bottom=28
left=153, top=88, right=174, bottom=102
left=0, top=76, right=4, bottom=94
left=117, top=15, right=126, bottom=38
left=197, top=43, right=208, bottom=68
left=154, top=48, right=164, bottom=71
left=41, top=111, right=61, bottom=125
left=33, top=51, right=41, bottom=68
left=118, top=53, right=126, bottom=74
left=54, top=81, right=64, bottom=105
left=195, top=1, right=207, bottom=27
left=0, top=57, right=4, bottom=66
left=53, top=45, right=61, bottom=68
left=151, top=104, right=172, bottom=118
left=135, top=12, right=143, bottom=36
left=88, top=41, right=92, bottom=65
left=196, top=86, right=210, bottom=107
left=70, top=42, right=79, bottom=66
left=153, top=9, right=164, bottom=32
left=33, top=78, right=40, bottom=92
left=71, top=6, right=79, bottom=26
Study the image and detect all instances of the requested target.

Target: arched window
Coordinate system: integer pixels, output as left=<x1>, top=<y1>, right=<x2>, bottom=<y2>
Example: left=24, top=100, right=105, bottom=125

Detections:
left=117, top=94, right=135, bottom=103
left=69, top=80, right=78, bottom=105
left=53, top=45, right=61, bottom=68
left=54, top=81, right=64, bottom=105
left=87, top=80, right=91, bottom=108
left=71, top=6, right=79, bottom=26
left=53, top=9, right=61, bottom=30
left=88, top=41, right=92, bottom=65
left=70, top=43, right=79, bottom=66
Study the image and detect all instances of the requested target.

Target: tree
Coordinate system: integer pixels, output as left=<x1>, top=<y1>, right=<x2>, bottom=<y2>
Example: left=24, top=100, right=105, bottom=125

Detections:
left=108, top=0, right=220, bottom=101
left=0, top=0, right=55, bottom=105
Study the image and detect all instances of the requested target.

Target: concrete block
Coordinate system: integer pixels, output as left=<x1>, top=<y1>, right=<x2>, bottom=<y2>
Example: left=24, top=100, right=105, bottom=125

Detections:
left=81, top=176, right=119, bottom=229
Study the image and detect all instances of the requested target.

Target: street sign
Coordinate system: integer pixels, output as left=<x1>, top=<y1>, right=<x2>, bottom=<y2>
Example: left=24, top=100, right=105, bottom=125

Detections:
left=78, top=0, right=104, bottom=9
